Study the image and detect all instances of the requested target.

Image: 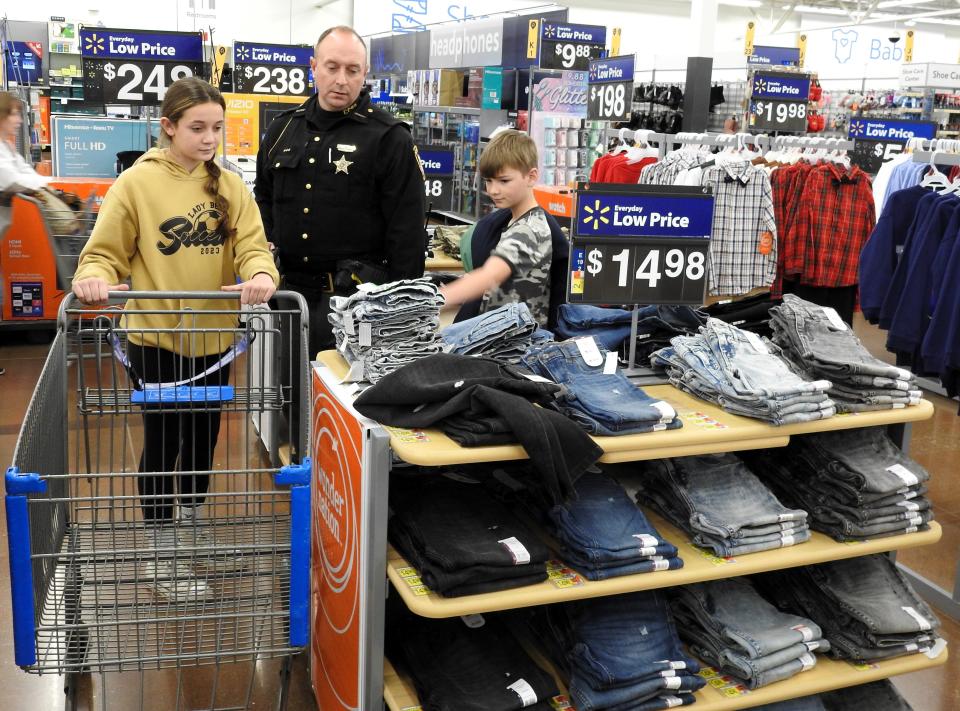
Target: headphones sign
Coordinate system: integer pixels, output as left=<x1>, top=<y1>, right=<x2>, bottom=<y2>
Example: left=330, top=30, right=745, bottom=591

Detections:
left=539, top=22, right=607, bottom=71
left=234, top=42, right=313, bottom=97
left=569, top=184, right=714, bottom=305
left=80, top=28, right=204, bottom=106
left=417, top=145, right=454, bottom=212
left=848, top=118, right=936, bottom=174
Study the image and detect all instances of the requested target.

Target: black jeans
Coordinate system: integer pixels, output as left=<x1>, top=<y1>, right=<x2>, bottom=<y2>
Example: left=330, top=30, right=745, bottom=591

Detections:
left=128, top=344, right=229, bottom=522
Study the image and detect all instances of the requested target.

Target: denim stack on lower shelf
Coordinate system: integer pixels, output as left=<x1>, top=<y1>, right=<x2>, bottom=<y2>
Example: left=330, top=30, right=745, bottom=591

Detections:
left=387, top=603, right=560, bottom=711
left=521, top=337, right=681, bottom=435
left=757, top=555, right=941, bottom=663
left=650, top=317, right=836, bottom=425
left=741, top=428, right=934, bottom=541
left=388, top=474, right=551, bottom=597
left=770, top=294, right=922, bottom=413
left=527, top=591, right=706, bottom=710
left=441, top=302, right=552, bottom=364
left=669, top=578, right=829, bottom=690
left=328, top=277, right=443, bottom=383
left=632, top=454, right=811, bottom=557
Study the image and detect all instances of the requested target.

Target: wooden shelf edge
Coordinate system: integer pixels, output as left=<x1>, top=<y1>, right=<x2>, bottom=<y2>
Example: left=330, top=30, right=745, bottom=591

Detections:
left=387, top=522, right=942, bottom=619
left=384, top=648, right=948, bottom=711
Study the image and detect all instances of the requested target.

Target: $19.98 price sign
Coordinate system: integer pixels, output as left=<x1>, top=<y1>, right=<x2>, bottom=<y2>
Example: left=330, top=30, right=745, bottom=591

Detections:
left=748, top=99, right=806, bottom=132
left=569, top=185, right=715, bottom=306
left=588, top=55, right=634, bottom=123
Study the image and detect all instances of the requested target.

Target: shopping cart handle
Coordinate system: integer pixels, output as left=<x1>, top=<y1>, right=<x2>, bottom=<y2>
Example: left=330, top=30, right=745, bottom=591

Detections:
left=5, top=467, right=47, bottom=495
left=275, top=459, right=311, bottom=486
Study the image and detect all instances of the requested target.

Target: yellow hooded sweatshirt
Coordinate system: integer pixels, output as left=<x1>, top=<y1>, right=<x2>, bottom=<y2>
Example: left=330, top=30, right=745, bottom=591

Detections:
left=73, top=148, right=280, bottom=357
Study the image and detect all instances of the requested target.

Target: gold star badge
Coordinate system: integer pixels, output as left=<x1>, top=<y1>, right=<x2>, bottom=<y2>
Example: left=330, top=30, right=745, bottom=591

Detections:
left=333, top=155, right=353, bottom=174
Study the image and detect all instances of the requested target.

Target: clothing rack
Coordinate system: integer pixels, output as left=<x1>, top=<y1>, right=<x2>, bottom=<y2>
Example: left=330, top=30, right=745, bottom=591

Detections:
left=760, top=135, right=854, bottom=151
left=601, top=128, right=670, bottom=158
left=666, top=131, right=766, bottom=151
left=912, top=150, right=960, bottom=166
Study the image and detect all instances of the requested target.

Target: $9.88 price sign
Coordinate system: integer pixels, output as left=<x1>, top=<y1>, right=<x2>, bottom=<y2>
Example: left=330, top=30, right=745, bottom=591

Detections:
left=84, top=59, right=202, bottom=105
left=570, top=239, right=709, bottom=305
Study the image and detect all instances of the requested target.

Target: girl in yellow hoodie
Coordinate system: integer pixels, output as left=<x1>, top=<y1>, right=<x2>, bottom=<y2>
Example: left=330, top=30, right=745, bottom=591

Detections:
left=72, top=77, right=280, bottom=601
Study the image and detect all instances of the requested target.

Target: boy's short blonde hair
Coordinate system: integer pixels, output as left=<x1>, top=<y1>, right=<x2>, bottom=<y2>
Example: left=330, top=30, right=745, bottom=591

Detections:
left=479, top=129, right=538, bottom=179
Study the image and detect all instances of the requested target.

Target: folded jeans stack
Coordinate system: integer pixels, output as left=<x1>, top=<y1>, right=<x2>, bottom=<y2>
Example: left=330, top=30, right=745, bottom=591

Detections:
left=651, top=318, right=836, bottom=425
left=328, top=277, right=443, bottom=383
left=441, top=302, right=552, bottom=364
left=388, top=604, right=559, bottom=711
left=388, top=474, right=551, bottom=597
left=742, top=428, right=933, bottom=541
left=521, top=337, right=682, bottom=435
left=770, top=294, right=921, bottom=413
left=528, top=591, right=706, bottom=710
left=757, top=555, right=941, bottom=663
left=669, top=578, right=829, bottom=690
left=633, top=454, right=811, bottom=557
left=554, top=304, right=706, bottom=358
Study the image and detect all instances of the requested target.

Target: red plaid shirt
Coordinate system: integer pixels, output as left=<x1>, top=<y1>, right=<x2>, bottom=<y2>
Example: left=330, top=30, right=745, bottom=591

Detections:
left=783, top=162, right=875, bottom=288
left=771, top=163, right=813, bottom=296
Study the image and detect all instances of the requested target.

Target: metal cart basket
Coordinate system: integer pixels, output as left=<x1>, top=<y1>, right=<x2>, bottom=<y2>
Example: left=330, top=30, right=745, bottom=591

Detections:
left=5, top=291, right=311, bottom=711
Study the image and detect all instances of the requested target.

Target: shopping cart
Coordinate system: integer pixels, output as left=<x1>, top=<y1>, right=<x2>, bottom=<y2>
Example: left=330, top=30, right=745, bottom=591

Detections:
left=5, top=291, right=311, bottom=711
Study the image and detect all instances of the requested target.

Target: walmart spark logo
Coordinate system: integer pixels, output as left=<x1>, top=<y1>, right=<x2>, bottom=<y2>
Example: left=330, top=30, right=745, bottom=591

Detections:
left=754, top=78, right=768, bottom=94
left=850, top=120, right=865, bottom=137
left=84, top=33, right=105, bottom=55
left=544, top=24, right=556, bottom=39
left=582, top=199, right=610, bottom=230
left=235, top=45, right=250, bottom=61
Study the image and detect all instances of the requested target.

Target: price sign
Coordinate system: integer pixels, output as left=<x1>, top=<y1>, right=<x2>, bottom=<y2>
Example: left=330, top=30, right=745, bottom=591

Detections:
left=847, top=118, right=936, bottom=174
left=539, top=22, right=606, bottom=71
left=234, top=42, right=313, bottom=97
left=571, top=240, right=709, bottom=305
left=569, top=184, right=714, bottom=306
left=80, top=28, right=204, bottom=106
left=748, top=99, right=807, bottom=132
left=417, top=145, right=454, bottom=212
left=83, top=59, right=203, bottom=105
left=588, top=55, right=634, bottom=122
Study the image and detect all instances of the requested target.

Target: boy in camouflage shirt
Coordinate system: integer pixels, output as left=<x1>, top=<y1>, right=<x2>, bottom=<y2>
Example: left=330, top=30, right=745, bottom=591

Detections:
left=440, top=130, right=552, bottom=328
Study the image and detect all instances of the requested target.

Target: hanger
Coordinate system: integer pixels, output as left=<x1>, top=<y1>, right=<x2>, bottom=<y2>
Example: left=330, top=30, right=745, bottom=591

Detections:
left=920, top=149, right=952, bottom=192
left=612, top=127, right=631, bottom=155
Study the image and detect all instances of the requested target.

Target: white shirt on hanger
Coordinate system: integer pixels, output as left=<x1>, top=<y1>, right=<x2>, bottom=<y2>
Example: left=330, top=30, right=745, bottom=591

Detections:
left=871, top=151, right=910, bottom=221
left=0, top=140, right=49, bottom=193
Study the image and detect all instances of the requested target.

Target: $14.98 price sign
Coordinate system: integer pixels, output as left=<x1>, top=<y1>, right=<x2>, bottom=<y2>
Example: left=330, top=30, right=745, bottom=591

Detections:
left=539, top=22, right=606, bottom=71
left=84, top=59, right=202, bottom=105
left=588, top=55, right=634, bottom=123
left=233, top=42, right=313, bottom=97
left=572, top=240, right=709, bottom=305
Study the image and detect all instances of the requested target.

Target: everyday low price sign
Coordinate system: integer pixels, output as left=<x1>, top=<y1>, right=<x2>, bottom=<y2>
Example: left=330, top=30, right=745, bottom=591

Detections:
left=748, top=71, right=810, bottom=133
left=587, top=55, right=634, bottom=122
left=848, top=118, right=937, bottom=174
left=417, top=145, right=454, bottom=211
left=569, top=184, right=714, bottom=305
left=233, top=41, right=313, bottom=97
left=539, top=22, right=606, bottom=71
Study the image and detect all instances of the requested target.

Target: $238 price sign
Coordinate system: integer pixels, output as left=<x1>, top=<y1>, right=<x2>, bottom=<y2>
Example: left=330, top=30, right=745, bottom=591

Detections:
left=571, top=240, right=709, bottom=305
left=84, top=59, right=202, bottom=105
left=749, top=99, right=807, bottom=133
left=589, top=81, right=632, bottom=122
left=234, top=63, right=311, bottom=96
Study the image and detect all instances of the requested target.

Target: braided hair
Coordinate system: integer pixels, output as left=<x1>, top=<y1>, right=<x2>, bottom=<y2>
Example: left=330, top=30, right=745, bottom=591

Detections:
left=158, top=77, right=237, bottom=238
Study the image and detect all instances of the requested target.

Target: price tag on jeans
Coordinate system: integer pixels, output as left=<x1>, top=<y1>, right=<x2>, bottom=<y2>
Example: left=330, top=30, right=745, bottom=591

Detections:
left=603, top=351, right=619, bottom=375
left=498, top=536, right=532, bottom=565
left=902, top=606, right=933, bottom=631
left=576, top=336, right=604, bottom=367
left=822, top=306, right=848, bottom=331
left=799, top=653, right=816, bottom=671
left=359, top=322, right=372, bottom=348
left=460, top=614, right=486, bottom=628
left=343, top=310, right=356, bottom=335
left=897, top=500, right=921, bottom=512
left=887, top=463, right=919, bottom=486
left=924, top=638, right=947, bottom=659
left=507, top=679, right=539, bottom=708
left=791, top=624, right=815, bottom=642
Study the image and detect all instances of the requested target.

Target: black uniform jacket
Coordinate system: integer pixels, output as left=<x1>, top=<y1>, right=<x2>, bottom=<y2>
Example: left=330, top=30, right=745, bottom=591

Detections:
left=254, top=89, right=426, bottom=281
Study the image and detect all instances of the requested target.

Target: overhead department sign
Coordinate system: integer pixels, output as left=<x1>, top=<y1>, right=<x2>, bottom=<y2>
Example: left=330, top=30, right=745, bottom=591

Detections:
left=429, top=17, right=503, bottom=68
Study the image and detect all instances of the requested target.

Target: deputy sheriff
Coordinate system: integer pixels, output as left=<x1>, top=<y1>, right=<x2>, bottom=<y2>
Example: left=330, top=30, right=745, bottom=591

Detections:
left=255, top=25, right=426, bottom=355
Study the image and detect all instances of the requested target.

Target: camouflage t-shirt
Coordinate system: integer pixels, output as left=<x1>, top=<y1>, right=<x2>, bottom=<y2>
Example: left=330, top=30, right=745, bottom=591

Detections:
left=482, top=206, right=552, bottom=328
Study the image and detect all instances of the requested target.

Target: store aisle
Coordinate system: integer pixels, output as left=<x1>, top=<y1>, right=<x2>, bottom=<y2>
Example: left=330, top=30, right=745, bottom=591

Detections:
left=0, top=327, right=958, bottom=709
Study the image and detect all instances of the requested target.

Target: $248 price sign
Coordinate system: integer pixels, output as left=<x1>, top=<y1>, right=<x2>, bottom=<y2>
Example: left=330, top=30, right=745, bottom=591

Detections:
left=571, top=239, right=709, bottom=305
left=234, top=63, right=311, bottom=96
left=84, top=59, right=200, bottom=105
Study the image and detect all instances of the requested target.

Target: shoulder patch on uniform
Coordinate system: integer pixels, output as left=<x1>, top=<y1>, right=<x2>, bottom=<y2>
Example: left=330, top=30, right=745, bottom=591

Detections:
left=412, top=145, right=426, bottom=181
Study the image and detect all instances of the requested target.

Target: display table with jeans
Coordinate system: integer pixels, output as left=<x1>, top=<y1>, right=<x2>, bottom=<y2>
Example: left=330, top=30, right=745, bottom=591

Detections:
left=309, top=350, right=947, bottom=711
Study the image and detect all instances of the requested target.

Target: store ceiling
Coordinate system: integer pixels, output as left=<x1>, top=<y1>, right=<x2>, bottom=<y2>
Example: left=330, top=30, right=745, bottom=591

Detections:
left=732, top=0, right=960, bottom=28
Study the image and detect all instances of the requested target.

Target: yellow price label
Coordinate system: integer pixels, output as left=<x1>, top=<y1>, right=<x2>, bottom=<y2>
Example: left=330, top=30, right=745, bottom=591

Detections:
left=397, top=567, right=419, bottom=578
left=611, top=27, right=622, bottom=56
left=411, top=585, right=432, bottom=597
left=405, top=576, right=424, bottom=587
left=527, top=19, right=540, bottom=60
left=571, top=275, right=584, bottom=294
left=723, top=687, right=746, bottom=698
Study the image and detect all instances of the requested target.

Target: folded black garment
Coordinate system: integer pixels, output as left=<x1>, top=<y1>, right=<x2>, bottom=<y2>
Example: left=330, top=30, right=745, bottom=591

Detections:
left=389, top=475, right=550, bottom=597
left=704, top=293, right=781, bottom=338
left=354, top=353, right=603, bottom=503
left=388, top=605, right=560, bottom=711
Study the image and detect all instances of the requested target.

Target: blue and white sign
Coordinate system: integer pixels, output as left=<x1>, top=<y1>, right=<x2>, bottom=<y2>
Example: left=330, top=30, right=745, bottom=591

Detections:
left=417, top=147, right=455, bottom=176
left=4, top=42, right=43, bottom=85
left=51, top=116, right=160, bottom=177
left=848, top=118, right=937, bottom=142
left=588, top=55, right=634, bottom=84
left=575, top=192, right=714, bottom=238
left=748, top=45, right=801, bottom=67
left=542, top=22, right=606, bottom=45
left=587, top=55, right=634, bottom=122
left=80, top=28, right=203, bottom=62
left=233, top=42, right=313, bottom=67
left=751, top=72, right=810, bottom=100
left=539, top=21, right=606, bottom=71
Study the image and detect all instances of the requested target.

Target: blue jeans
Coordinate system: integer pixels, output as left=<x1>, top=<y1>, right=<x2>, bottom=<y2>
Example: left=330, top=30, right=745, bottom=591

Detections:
left=522, top=339, right=681, bottom=435
left=441, top=301, right=536, bottom=354
left=556, top=304, right=635, bottom=351
left=570, top=670, right=704, bottom=711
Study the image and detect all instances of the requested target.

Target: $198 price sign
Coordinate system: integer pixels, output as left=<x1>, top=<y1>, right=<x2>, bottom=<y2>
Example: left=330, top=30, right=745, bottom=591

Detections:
left=84, top=59, right=202, bottom=105
left=589, top=81, right=631, bottom=122
left=571, top=239, right=709, bottom=305
left=234, top=63, right=311, bottom=96
left=749, top=99, right=807, bottom=133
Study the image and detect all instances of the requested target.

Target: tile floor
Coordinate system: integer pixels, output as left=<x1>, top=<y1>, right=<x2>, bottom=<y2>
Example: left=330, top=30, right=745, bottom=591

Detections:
left=0, top=316, right=958, bottom=710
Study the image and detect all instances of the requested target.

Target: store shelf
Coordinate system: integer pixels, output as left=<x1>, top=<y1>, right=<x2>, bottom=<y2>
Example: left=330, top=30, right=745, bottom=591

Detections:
left=316, top=352, right=934, bottom=467
left=387, top=512, right=942, bottom=618
left=424, top=250, right=463, bottom=272
left=383, top=647, right=948, bottom=711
